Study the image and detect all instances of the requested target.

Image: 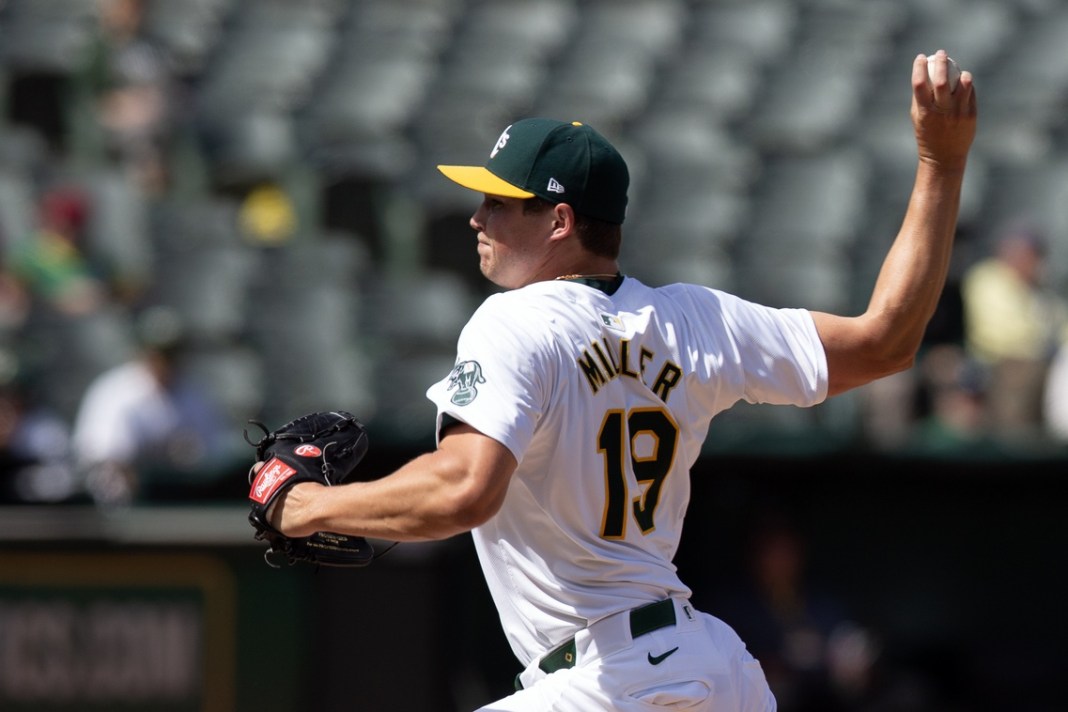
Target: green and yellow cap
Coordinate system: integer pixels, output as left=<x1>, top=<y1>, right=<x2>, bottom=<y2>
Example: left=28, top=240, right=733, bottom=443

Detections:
left=437, top=118, right=629, bottom=224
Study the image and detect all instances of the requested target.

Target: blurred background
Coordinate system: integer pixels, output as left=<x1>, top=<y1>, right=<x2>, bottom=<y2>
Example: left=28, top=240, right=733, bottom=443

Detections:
left=0, top=0, right=1065, bottom=710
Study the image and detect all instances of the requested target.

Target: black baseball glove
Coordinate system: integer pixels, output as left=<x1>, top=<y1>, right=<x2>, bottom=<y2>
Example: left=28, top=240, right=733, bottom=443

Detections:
left=245, top=410, right=374, bottom=568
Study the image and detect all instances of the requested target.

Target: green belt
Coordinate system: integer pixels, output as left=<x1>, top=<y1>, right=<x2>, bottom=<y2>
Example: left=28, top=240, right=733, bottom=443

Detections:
left=538, top=599, right=677, bottom=675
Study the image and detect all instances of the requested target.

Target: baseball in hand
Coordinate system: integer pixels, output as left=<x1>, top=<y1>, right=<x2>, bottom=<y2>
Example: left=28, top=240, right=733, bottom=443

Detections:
left=927, top=53, right=961, bottom=94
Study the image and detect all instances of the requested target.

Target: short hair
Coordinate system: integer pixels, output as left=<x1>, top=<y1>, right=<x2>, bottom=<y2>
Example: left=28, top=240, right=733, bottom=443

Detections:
left=523, top=197, right=622, bottom=259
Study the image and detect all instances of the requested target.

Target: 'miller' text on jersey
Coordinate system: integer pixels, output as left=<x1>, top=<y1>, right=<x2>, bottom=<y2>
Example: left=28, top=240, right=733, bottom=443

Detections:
left=578, top=336, right=682, bottom=402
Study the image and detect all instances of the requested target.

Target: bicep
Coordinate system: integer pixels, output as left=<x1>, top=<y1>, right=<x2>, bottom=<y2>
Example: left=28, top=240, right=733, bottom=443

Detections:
left=435, top=422, right=518, bottom=525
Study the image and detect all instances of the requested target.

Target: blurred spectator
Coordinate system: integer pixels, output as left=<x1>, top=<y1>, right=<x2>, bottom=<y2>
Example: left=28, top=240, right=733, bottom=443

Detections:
left=960, top=223, right=1068, bottom=440
left=82, top=0, right=176, bottom=194
left=856, top=369, right=916, bottom=451
left=0, top=266, right=31, bottom=337
left=1044, top=341, right=1068, bottom=442
left=906, top=344, right=993, bottom=456
left=0, top=353, right=78, bottom=504
left=712, top=514, right=882, bottom=711
left=9, top=185, right=107, bottom=315
left=70, top=307, right=229, bottom=505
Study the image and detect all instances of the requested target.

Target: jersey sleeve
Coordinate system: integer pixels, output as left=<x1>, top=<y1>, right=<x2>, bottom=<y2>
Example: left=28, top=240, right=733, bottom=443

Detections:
left=684, top=286, right=828, bottom=408
left=425, top=295, right=550, bottom=462
left=726, top=292, right=828, bottom=406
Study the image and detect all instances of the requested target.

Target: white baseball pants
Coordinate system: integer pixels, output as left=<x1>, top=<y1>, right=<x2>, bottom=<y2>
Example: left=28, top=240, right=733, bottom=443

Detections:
left=476, top=598, right=777, bottom=711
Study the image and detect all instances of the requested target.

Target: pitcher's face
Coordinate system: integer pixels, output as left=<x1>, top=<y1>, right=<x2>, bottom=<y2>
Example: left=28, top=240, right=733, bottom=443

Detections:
left=469, top=195, right=555, bottom=289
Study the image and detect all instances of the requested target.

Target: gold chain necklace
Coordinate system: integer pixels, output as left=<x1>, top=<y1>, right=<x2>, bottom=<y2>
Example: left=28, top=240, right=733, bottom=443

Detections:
left=555, top=273, right=619, bottom=281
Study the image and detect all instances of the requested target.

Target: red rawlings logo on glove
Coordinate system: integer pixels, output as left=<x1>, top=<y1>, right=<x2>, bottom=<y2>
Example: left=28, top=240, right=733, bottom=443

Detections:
left=249, top=458, right=297, bottom=504
left=294, top=444, right=321, bottom=457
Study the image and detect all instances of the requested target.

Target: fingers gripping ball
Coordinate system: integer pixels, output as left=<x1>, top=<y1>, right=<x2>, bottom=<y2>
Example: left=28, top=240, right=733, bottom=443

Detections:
left=927, top=52, right=961, bottom=94
left=246, top=411, right=374, bottom=567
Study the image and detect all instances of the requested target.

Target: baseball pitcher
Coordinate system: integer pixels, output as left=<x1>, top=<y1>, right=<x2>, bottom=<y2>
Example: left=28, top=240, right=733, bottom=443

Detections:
left=253, top=52, right=976, bottom=710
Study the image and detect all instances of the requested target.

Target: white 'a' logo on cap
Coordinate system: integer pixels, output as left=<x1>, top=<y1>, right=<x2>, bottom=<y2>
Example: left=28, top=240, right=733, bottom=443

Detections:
left=490, top=126, right=512, bottom=158
left=547, top=178, right=565, bottom=194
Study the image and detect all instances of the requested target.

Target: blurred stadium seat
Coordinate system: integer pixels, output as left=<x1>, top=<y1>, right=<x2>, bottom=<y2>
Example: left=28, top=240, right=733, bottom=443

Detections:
left=0, top=0, right=97, bottom=74
left=142, top=0, right=235, bottom=77
left=0, top=166, right=35, bottom=256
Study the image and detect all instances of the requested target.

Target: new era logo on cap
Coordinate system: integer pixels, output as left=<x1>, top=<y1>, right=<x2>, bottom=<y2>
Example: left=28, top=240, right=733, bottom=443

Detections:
left=437, top=118, right=629, bottom=224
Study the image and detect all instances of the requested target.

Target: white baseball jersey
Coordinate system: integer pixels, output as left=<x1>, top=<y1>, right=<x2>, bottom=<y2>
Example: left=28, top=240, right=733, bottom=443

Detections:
left=426, top=276, right=828, bottom=666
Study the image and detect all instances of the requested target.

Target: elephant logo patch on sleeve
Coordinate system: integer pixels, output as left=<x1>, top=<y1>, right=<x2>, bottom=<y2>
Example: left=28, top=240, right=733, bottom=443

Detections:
left=447, top=360, right=486, bottom=405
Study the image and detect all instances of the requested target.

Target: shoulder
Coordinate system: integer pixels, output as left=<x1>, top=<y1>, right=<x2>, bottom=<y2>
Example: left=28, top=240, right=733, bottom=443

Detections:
left=469, top=288, right=548, bottom=323
left=470, top=281, right=598, bottom=322
left=88, top=360, right=154, bottom=392
left=642, top=280, right=758, bottom=321
left=461, top=287, right=562, bottom=349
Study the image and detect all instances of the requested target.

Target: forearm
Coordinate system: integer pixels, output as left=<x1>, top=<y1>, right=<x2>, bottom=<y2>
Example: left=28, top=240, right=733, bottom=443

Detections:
left=866, top=159, right=965, bottom=358
left=273, top=427, right=516, bottom=542
left=296, top=456, right=482, bottom=541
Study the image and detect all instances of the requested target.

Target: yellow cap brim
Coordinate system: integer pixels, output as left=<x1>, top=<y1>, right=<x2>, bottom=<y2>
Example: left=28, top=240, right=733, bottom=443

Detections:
left=436, top=165, right=535, bottom=199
